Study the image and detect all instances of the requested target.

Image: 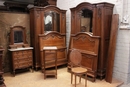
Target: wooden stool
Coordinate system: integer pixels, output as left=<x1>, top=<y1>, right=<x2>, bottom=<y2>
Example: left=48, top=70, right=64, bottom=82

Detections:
left=43, top=46, right=57, bottom=79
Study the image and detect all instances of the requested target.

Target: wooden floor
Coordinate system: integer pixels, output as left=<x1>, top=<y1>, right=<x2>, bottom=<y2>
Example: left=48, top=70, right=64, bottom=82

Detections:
left=3, top=67, right=123, bottom=87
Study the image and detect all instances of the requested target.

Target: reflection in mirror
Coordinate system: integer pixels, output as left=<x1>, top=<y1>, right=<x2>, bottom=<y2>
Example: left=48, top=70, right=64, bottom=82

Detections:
left=80, top=9, right=93, bottom=33
left=14, top=31, right=23, bottom=43
left=44, top=11, right=60, bottom=32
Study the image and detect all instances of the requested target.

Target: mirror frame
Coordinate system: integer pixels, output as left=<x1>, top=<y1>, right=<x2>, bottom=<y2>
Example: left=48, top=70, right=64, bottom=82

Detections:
left=80, top=8, right=93, bottom=33
left=9, top=26, right=26, bottom=45
left=44, top=11, right=60, bottom=33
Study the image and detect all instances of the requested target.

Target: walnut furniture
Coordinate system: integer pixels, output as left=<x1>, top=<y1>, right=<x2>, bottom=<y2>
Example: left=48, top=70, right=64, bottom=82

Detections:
left=68, top=32, right=100, bottom=82
left=43, top=46, right=57, bottom=79
left=70, top=2, right=114, bottom=79
left=0, top=47, right=6, bottom=87
left=39, top=31, right=67, bottom=71
left=30, top=6, right=66, bottom=70
left=8, top=47, right=33, bottom=76
left=8, top=26, right=33, bottom=76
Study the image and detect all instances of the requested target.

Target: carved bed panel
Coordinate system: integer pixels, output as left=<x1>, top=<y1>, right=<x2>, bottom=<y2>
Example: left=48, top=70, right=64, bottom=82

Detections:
left=39, top=31, right=67, bottom=69
left=69, top=32, right=100, bottom=81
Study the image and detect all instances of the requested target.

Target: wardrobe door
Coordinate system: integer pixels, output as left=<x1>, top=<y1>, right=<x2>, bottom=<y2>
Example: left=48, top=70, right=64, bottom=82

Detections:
left=94, top=3, right=114, bottom=79
left=30, top=7, right=42, bottom=70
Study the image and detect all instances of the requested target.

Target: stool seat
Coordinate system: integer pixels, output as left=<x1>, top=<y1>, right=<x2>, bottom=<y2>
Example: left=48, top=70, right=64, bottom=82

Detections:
left=72, top=67, right=87, bottom=74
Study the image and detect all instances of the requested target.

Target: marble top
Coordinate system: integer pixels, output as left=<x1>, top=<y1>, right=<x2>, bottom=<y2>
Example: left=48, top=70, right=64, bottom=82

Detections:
left=8, top=47, right=33, bottom=51
left=43, top=46, right=57, bottom=50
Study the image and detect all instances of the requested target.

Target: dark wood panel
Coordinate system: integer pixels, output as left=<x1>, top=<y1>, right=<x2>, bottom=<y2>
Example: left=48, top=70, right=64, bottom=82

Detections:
left=105, top=14, right=119, bottom=83
left=0, top=48, right=6, bottom=87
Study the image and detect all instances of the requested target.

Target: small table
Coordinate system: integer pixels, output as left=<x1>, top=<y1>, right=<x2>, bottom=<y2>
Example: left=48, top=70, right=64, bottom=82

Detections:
left=43, top=46, right=57, bottom=79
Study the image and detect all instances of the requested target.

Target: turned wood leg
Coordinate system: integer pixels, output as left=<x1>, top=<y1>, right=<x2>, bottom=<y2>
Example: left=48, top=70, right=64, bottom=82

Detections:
left=31, top=66, right=34, bottom=72
left=85, top=74, right=87, bottom=87
left=71, top=73, right=73, bottom=84
left=79, top=75, right=81, bottom=83
left=13, top=70, right=15, bottom=77
left=75, top=75, right=76, bottom=87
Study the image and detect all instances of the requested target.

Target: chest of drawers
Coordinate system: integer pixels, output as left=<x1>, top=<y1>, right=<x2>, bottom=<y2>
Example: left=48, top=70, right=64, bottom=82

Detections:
left=9, top=47, right=33, bottom=76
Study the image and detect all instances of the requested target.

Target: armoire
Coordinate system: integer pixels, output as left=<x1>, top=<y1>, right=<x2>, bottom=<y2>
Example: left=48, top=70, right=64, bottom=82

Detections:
left=29, top=5, right=67, bottom=70
left=69, top=2, right=114, bottom=80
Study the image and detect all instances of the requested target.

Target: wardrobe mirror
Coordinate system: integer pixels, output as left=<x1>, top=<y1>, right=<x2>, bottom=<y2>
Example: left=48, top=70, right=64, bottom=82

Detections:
left=80, top=8, right=93, bottom=33
left=44, top=11, right=60, bottom=32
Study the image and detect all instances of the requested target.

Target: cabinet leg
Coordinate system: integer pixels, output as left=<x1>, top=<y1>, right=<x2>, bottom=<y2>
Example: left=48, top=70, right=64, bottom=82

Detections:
left=13, top=71, right=15, bottom=76
left=32, top=66, right=34, bottom=72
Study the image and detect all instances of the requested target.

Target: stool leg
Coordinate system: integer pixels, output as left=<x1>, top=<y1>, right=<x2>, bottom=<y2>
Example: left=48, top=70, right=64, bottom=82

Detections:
left=79, top=75, right=81, bottom=83
left=71, top=73, right=73, bottom=84
left=85, top=73, right=87, bottom=87
left=44, top=71, right=46, bottom=79
left=75, top=75, right=76, bottom=87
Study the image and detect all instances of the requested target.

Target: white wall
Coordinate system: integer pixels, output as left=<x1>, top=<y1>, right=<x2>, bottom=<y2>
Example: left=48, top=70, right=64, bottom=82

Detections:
left=113, top=0, right=130, bottom=86
left=57, top=0, right=130, bottom=87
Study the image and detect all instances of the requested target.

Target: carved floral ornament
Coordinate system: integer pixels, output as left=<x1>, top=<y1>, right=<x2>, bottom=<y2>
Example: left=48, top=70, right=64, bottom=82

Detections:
left=73, top=35, right=95, bottom=42
left=41, top=33, right=64, bottom=40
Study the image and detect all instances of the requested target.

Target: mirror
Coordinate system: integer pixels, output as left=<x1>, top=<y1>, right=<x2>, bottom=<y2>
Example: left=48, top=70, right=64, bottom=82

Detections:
left=14, top=31, right=23, bottom=43
left=9, top=26, right=26, bottom=45
left=44, top=11, right=60, bottom=32
left=80, top=9, right=93, bottom=33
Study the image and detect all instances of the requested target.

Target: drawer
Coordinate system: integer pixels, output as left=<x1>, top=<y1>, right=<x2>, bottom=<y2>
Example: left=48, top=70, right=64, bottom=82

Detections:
left=12, top=50, right=32, bottom=56
left=13, top=58, right=33, bottom=68
left=27, top=50, right=32, bottom=54
left=13, top=51, right=22, bottom=56
left=45, top=51, right=56, bottom=58
left=22, top=50, right=28, bottom=55
left=14, top=62, right=32, bottom=69
left=22, top=50, right=32, bottom=54
left=14, top=58, right=32, bottom=63
left=19, top=62, right=32, bottom=68
left=13, top=55, right=26, bottom=60
left=13, top=54, right=32, bottom=59
left=19, top=59, right=32, bottom=64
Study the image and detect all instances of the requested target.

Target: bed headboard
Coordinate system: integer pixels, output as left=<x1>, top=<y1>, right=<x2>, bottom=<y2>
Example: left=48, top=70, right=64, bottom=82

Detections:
left=38, top=31, right=67, bottom=68
left=69, top=32, right=100, bottom=81
left=39, top=31, right=66, bottom=51
left=70, top=32, right=100, bottom=55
